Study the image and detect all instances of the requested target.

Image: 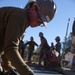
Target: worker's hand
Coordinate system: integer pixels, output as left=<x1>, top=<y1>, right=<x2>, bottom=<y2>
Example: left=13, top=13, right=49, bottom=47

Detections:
left=3, top=69, right=20, bottom=75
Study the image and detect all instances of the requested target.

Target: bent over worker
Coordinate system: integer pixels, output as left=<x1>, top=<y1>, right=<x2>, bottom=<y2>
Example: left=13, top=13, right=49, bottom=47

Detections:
left=0, top=0, right=57, bottom=75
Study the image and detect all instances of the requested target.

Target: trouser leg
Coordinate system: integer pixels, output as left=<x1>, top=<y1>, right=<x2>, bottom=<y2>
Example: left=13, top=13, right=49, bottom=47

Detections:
left=21, top=49, right=24, bottom=59
left=44, top=58, right=48, bottom=66
left=43, top=48, right=48, bottom=66
left=39, top=51, right=43, bottom=65
left=28, top=51, right=30, bottom=61
left=28, top=51, right=32, bottom=62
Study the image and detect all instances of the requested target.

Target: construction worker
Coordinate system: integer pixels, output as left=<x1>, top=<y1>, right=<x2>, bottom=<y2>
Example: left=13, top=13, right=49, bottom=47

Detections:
left=55, top=36, right=61, bottom=65
left=50, top=42, right=55, bottom=50
left=39, top=32, right=50, bottom=66
left=0, top=0, right=56, bottom=75
left=71, top=19, right=75, bottom=71
left=71, top=19, right=75, bottom=53
left=55, top=36, right=61, bottom=57
left=25, top=36, right=38, bottom=62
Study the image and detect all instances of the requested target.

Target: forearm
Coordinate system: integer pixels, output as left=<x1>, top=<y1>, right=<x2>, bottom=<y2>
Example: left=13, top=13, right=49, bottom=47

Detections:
left=5, top=49, right=33, bottom=75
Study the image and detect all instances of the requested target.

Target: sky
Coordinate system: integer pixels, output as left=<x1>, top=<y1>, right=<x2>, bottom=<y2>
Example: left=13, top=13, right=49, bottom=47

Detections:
left=0, top=0, right=75, bottom=47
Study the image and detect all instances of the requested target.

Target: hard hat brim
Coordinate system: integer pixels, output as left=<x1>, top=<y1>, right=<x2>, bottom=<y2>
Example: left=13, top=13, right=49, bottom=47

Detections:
left=39, top=12, right=48, bottom=28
